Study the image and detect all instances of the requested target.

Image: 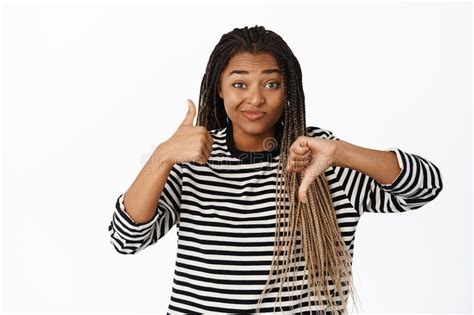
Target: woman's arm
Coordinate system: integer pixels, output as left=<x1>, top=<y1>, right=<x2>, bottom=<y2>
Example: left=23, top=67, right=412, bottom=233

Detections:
left=123, top=144, right=176, bottom=224
left=289, top=126, right=444, bottom=213
left=332, top=140, right=401, bottom=186
left=108, top=144, right=183, bottom=255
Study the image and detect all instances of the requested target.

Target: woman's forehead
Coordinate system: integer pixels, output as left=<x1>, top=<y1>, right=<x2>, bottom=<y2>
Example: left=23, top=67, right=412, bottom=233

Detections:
left=224, top=52, right=280, bottom=71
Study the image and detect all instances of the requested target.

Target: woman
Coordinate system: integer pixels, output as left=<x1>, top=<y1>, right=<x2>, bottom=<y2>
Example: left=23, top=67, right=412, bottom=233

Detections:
left=108, top=25, right=443, bottom=314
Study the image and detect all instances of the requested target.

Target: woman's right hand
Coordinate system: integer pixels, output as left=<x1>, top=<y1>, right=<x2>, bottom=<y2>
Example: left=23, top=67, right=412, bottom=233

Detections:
left=159, top=99, right=214, bottom=165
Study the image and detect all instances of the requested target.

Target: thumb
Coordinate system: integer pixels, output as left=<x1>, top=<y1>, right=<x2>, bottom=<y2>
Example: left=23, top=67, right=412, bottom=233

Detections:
left=181, top=99, right=196, bottom=126
left=298, top=171, right=316, bottom=204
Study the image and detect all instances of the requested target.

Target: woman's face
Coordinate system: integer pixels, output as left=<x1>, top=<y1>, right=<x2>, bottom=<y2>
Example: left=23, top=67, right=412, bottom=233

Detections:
left=218, top=51, right=285, bottom=150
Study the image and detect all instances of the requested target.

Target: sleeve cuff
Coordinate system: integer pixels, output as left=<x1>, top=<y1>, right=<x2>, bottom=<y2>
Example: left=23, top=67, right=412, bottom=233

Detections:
left=379, top=147, right=408, bottom=192
left=116, top=192, right=162, bottom=229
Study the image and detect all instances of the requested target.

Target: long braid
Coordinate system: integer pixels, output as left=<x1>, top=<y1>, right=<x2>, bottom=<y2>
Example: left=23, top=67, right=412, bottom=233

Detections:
left=195, top=25, right=361, bottom=314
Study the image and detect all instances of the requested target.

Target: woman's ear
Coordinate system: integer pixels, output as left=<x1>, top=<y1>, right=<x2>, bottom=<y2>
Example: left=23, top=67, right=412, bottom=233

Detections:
left=218, top=84, right=223, bottom=98
left=217, top=74, right=224, bottom=98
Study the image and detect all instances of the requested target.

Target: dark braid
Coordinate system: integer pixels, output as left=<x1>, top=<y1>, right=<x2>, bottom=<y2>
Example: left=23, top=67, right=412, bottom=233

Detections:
left=195, top=25, right=360, bottom=314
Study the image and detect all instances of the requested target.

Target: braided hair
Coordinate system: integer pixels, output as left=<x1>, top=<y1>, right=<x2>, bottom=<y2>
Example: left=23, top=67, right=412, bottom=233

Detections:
left=195, top=25, right=360, bottom=314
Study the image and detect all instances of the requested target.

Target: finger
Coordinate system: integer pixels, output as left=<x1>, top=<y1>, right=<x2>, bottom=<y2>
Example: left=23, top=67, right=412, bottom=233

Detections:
left=287, top=155, right=313, bottom=172
left=286, top=160, right=292, bottom=172
left=191, top=150, right=206, bottom=164
left=195, top=128, right=213, bottom=154
left=299, top=188, right=308, bottom=204
left=206, top=132, right=214, bottom=150
left=199, top=147, right=211, bottom=164
left=201, top=138, right=212, bottom=155
left=287, top=155, right=312, bottom=172
left=299, top=172, right=316, bottom=204
left=288, top=159, right=311, bottom=173
left=181, top=99, right=196, bottom=126
left=290, top=150, right=312, bottom=161
left=196, top=131, right=213, bottom=157
left=286, top=159, right=299, bottom=173
left=291, top=140, right=310, bottom=155
left=297, top=156, right=313, bottom=168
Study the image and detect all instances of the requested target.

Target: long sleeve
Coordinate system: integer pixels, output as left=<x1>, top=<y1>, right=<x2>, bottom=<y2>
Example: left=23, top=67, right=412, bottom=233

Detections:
left=108, top=163, right=183, bottom=254
left=306, top=126, right=444, bottom=215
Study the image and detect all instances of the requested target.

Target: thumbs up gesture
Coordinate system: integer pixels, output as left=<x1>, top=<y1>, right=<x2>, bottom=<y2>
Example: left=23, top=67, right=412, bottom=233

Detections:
left=286, top=136, right=338, bottom=204
left=160, top=99, right=214, bottom=165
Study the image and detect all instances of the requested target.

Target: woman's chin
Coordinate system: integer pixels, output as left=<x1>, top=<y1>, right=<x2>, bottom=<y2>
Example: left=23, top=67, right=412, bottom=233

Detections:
left=236, top=122, right=274, bottom=136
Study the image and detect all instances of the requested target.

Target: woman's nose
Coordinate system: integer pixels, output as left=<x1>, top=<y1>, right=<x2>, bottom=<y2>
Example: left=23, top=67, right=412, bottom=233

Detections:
left=246, top=87, right=264, bottom=105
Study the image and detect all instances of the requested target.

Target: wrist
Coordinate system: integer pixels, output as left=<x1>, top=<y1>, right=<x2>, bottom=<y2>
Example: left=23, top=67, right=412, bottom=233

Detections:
left=331, top=139, right=346, bottom=167
left=154, top=142, right=174, bottom=168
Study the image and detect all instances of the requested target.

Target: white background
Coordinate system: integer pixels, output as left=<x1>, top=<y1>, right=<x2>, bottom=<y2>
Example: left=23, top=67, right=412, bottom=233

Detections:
left=1, top=0, right=472, bottom=314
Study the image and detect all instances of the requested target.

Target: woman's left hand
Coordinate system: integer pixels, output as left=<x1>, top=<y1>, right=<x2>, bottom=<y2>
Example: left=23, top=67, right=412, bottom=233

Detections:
left=286, top=136, right=338, bottom=204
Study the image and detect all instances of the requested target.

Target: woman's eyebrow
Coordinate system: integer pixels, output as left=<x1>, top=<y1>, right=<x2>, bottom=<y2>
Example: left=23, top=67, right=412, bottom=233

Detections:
left=228, top=69, right=281, bottom=76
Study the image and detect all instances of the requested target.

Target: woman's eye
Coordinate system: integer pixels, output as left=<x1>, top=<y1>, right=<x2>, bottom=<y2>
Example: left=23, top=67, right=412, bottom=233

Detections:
left=232, top=82, right=280, bottom=89
left=267, top=81, right=280, bottom=89
left=232, top=82, right=245, bottom=88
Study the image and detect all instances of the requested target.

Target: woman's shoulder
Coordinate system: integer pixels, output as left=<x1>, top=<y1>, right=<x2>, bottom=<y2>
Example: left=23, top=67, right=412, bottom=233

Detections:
left=209, top=127, right=226, bottom=138
left=207, top=125, right=339, bottom=140
left=305, top=125, right=340, bottom=140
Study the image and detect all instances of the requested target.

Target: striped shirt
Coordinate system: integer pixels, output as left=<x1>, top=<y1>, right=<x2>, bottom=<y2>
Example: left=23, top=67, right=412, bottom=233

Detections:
left=108, top=122, right=443, bottom=314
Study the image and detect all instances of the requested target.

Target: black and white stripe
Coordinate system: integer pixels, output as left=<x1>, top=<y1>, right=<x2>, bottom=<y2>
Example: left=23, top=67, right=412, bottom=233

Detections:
left=108, top=125, right=443, bottom=314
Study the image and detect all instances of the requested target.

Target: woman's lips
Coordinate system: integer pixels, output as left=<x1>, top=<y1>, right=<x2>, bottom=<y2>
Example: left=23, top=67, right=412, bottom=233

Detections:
left=242, top=111, right=265, bottom=121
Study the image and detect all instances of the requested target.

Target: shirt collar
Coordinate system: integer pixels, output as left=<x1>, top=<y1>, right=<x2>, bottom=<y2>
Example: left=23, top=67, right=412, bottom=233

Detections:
left=225, top=118, right=282, bottom=164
